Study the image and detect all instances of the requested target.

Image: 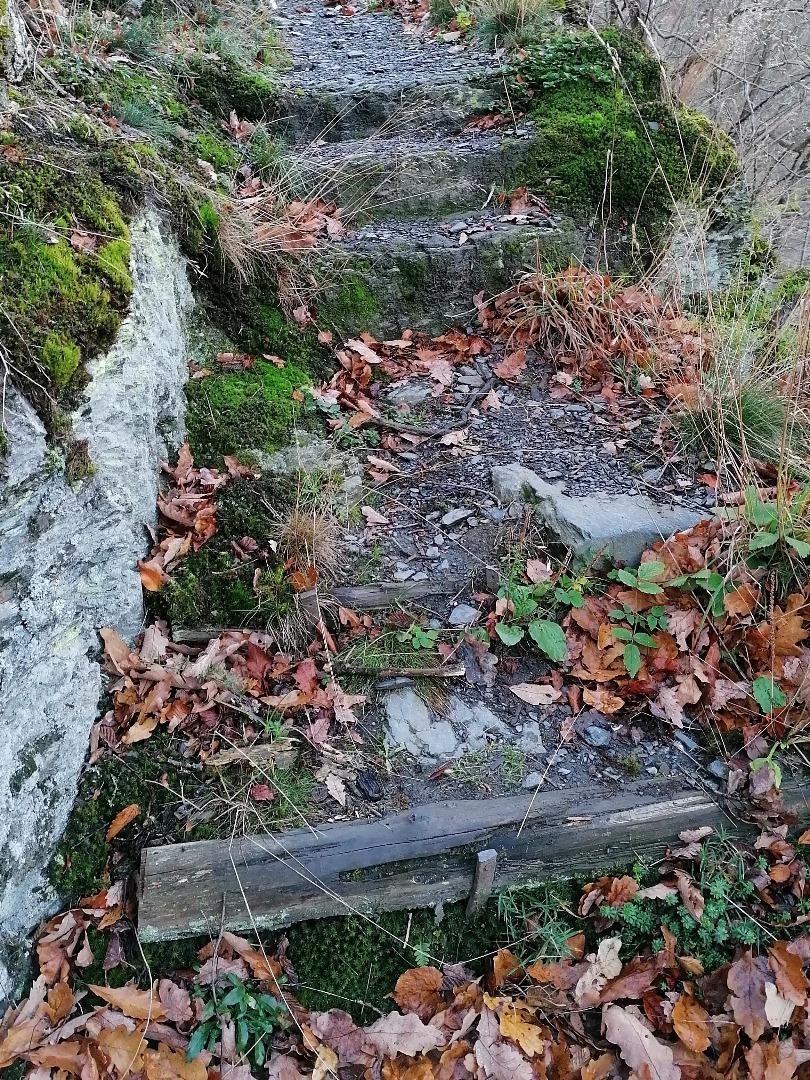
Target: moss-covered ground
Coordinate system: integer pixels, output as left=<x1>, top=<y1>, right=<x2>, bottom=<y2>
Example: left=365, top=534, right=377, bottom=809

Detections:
left=0, top=0, right=294, bottom=450
left=503, top=29, right=738, bottom=247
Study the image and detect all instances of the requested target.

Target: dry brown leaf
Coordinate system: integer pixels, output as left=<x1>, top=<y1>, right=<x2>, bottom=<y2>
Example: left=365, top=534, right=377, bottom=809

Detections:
left=144, top=1044, right=207, bottom=1080
left=603, top=1004, right=680, bottom=1080
left=498, top=1007, right=546, bottom=1057
left=366, top=1012, right=445, bottom=1058
left=392, top=967, right=444, bottom=1021
left=582, top=688, right=625, bottom=715
left=361, top=505, right=390, bottom=526
left=671, top=994, right=710, bottom=1053
left=491, top=950, right=522, bottom=989
left=727, top=951, right=769, bottom=1042
left=475, top=1007, right=534, bottom=1080
left=509, top=683, right=561, bottom=706
left=105, top=803, right=140, bottom=842
left=97, top=1025, right=147, bottom=1076
left=89, top=983, right=166, bottom=1021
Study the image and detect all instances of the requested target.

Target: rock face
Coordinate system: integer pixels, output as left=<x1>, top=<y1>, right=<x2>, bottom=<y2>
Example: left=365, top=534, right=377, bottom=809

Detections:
left=2, top=0, right=34, bottom=83
left=491, top=464, right=701, bottom=565
left=0, top=211, right=192, bottom=996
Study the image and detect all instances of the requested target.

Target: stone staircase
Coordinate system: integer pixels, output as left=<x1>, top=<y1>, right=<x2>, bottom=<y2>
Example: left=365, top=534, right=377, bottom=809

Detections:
left=266, top=2, right=710, bottom=805
left=274, top=0, right=587, bottom=335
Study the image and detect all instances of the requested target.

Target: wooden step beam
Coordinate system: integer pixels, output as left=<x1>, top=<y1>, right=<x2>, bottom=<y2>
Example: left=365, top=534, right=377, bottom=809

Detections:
left=137, top=780, right=809, bottom=942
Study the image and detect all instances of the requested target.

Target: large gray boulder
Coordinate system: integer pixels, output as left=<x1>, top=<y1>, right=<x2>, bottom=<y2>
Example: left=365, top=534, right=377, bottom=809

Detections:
left=0, top=212, right=192, bottom=997
left=491, top=464, right=702, bottom=565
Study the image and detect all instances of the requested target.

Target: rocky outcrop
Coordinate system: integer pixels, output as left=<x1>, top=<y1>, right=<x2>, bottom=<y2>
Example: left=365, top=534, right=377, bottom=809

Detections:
left=0, top=211, right=192, bottom=997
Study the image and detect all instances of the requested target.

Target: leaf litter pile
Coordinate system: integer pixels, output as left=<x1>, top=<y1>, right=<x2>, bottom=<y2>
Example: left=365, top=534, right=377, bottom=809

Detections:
left=7, top=824, right=810, bottom=1077
left=9, top=266, right=810, bottom=1075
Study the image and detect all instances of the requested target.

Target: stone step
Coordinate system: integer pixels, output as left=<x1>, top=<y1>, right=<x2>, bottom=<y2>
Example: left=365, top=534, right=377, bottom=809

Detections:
left=274, top=2, right=497, bottom=142
left=293, top=127, right=537, bottom=222
left=315, top=210, right=587, bottom=337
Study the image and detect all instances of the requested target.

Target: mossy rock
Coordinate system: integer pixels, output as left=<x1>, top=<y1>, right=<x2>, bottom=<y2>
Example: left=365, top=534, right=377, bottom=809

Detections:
left=184, top=356, right=309, bottom=464
left=503, top=29, right=739, bottom=243
left=0, top=148, right=132, bottom=425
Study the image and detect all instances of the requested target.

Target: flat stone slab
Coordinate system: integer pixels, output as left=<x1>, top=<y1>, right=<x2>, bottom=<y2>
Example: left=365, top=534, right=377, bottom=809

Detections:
left=491, top=463, right=702, bottom=565
left=384, top=688, right=510, bottom=762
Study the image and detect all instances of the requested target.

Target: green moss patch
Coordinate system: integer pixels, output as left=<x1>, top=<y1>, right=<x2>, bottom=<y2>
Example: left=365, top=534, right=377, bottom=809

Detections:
left=157, top=476, right=297, bottom=631
left=505, top=29, right=738, bottom=241
left=0, top=151, right=132, bottom=424
left=288, top=903, right=501, bottom=1022
left=49, top=731, right=208, bottom=906
left=185, top=357, right=309, bottom=463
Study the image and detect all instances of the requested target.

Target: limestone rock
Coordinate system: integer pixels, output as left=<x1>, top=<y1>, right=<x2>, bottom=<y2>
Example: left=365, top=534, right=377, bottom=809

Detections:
left=384, top=688, right=460, bottom=760
left=0, top=211, right=192, bottom=998
left=448, top=602, right=479, bottom=626
left=491, top=464, right=701, bottom=565
left=448, top=697, right=509, bottom=751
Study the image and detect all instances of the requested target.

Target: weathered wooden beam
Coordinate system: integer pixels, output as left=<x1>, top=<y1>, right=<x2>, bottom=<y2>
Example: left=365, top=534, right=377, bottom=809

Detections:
left=137, top=780, right=810, bottom=942
left=466, top=849, right=497, bottom=918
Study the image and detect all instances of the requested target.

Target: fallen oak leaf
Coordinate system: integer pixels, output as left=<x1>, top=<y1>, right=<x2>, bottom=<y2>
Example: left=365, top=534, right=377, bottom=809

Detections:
left=97, top=1024, right=147, bottom=1076
left=603, top=1003, right=680, bottom=1080
left=583, top=688, right=625, bottom=715
left=498, top=1007, right=546, bottom=1057
left=392, top=967, right=444, bottom=1021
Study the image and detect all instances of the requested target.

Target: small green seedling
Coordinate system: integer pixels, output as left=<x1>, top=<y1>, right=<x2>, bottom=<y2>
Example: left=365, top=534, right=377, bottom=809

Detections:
left=609, top=604, right=666, bottom=678
left=613, top=560, right=666, bottom=595
left=188, top=974, right=288, bottom=1070
left=396, top=624, right=438, bottom=650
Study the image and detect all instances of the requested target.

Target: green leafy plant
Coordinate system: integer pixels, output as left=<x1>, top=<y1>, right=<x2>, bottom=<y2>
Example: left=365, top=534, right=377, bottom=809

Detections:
left=493, top=571, right=584, bottom=660
left=396, top=624, right=439, bottom=650
left=743, top=486, right=810, bottom=558
left=752, top=675, right=788, bottom=715
left=664, top=566, right=729, bottom=618
left=188, top=974, right=288, bottom=1070
left=608, top=603, right=667, bottom=678
left=604, top=836, right=765, bottom=971
left=612, top=560, right=666, bottom=594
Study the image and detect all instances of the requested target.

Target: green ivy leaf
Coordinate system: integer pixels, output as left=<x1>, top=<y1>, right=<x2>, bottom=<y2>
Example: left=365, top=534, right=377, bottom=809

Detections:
left=616, top=569, right=638, bottom=588
left=623, top=642, right=642, bottom=678
left=496, top=622, right=524, bottom=646
left=187, top=1027, right=207, bottom=1061
left=527, top=619, right=568, bottom=662
left=612, top=627, right=633, bottom=642
left=634, top=632, right=658, bottom=649
left=752, top=676, right=787, bottom=714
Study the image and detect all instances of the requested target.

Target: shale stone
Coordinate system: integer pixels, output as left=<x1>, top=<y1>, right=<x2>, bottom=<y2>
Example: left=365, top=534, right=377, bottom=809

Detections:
left=491, top=464, right=701, bottom=565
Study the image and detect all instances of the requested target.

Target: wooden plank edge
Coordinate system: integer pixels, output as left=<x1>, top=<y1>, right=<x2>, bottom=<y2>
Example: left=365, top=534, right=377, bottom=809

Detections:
left=137, top=780, right=810, bottom=942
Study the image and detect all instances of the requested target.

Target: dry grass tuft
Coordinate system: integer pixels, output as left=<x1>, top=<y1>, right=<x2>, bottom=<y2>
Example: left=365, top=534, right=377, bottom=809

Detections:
left=276, top=506, right=344, bottom=581
left=471, top=0, right=557, bottom=48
